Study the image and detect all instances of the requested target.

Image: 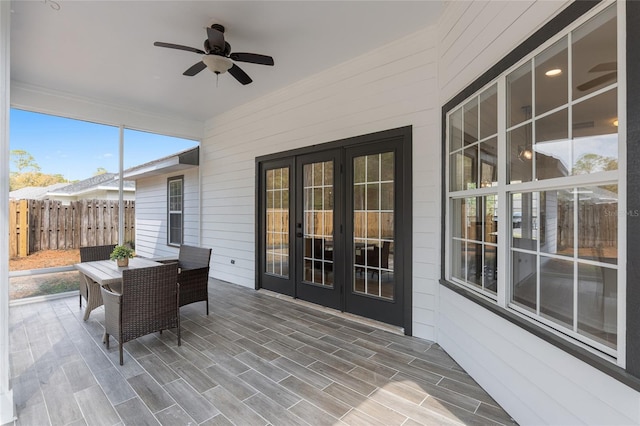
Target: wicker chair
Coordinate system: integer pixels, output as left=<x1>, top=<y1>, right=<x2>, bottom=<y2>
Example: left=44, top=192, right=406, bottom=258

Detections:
left=159, top=245, right=212, bottom=315
left=79, top=244, right=116, bottom=309
left=101, top=263, right=180, bottom=365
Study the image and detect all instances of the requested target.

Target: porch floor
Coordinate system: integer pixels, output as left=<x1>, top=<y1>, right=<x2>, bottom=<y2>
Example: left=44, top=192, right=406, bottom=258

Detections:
left=9, top=278, right=517, bottom=425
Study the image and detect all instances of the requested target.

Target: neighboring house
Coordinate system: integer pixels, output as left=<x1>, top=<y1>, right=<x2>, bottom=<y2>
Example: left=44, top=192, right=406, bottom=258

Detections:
left=8, top=182, right=67, bottom=200
left=45, top=173, right=135, bottom=204
left=3, top=1, right=640, bottom=424
left=123, top=147, right=199, bottom=259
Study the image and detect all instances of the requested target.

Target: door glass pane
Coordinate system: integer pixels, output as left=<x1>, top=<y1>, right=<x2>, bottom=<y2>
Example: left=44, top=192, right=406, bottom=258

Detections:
left=265, top=167, right=289, bottom=278
left=303, top=161, right=334, bottom=287
left=353, top=152, right=394, bottom=300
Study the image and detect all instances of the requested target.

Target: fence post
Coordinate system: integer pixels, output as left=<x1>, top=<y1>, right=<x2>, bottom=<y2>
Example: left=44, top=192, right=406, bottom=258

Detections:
left=19, top=200, right=28, bottom=257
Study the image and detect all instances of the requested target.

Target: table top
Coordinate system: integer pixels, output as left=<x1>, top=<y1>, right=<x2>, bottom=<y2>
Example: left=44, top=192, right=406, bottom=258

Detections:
left=75, top=257, right=162, bottom=287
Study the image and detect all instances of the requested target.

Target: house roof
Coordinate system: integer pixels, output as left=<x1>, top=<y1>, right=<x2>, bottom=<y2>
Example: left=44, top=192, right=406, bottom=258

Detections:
left=9, top=183, right=68, bottom=200
left=47, top=173, right=135, bottom=197
left=9, top=1, right=443, bottom=136
left=124, top=147, right=199, bottom=180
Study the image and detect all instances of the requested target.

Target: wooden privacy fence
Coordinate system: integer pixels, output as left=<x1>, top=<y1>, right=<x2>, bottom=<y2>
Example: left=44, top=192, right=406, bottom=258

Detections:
left=9, top=199, right=135, bottom=258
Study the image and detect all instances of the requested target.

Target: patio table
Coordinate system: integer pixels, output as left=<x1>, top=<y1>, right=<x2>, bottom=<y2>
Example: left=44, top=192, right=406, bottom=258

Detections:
left=75, top=257, right=162, bottom=320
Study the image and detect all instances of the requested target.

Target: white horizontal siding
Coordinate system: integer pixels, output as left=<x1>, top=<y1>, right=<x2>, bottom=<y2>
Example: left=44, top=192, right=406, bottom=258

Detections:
left=438, top=0, right=570, bottom=103
left=440, top=288, right=639, bottom=425
left=200, top=26, right=441, bottom=336
left=437, top=1, right=640, bottom=423
left=134, top=168, right=200, bottom=260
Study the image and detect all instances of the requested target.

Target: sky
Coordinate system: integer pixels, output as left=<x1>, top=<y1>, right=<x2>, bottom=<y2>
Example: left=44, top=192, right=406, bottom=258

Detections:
left=9, top=109, right=199, bottom=182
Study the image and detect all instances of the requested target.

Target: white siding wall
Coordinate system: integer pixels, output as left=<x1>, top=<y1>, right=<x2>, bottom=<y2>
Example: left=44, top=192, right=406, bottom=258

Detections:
left=437, top=1, right=640, bottom=424
left=201, top=27, right=441, bottom=340
left=134, top=168, right=200, bottom=259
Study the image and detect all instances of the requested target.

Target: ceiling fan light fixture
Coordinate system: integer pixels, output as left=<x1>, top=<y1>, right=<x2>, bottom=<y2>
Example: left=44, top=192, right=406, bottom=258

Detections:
left=202, top=55, right=233, bottom=74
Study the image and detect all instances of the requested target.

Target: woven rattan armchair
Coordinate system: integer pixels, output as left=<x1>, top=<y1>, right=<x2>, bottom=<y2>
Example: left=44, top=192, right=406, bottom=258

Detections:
left=159, top=245, right=212, bottom=314
left=102, top=263, right=180, bottom=365
left=79, top=244, right=116, bottom=309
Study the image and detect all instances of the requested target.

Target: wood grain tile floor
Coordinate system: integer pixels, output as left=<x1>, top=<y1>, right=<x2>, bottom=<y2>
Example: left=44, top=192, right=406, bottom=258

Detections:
left=8, top=278, right=517, bottom=426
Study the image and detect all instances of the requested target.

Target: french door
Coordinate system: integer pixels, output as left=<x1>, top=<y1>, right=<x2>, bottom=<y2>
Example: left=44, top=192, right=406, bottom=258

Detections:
left=257, top=128, right=411, bottom=332
left=294, top=150, right=343, bottom=309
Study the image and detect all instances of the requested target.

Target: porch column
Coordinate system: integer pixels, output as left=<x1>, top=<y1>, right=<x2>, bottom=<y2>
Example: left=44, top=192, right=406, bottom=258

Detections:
left=0, top=0, right=15, bottom=423
left=118, top=125, right=124, bottom=246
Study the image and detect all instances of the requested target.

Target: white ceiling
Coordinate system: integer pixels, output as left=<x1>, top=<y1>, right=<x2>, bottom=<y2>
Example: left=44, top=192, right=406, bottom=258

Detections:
left=10, top=1, right=442, bottom=124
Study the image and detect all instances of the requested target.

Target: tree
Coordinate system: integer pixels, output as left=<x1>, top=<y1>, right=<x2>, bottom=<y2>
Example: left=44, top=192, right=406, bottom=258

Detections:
left=9, top=150, right=68, bottom=191
left=573, top=153, right=617, bottom=175
left=10, top=149, right=40, bottom=173
left=94, top=167, right=108, bottom=176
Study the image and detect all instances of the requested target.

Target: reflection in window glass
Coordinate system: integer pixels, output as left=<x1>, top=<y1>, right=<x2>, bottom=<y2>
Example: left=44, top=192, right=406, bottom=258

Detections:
left=449, top=107, right=463, bottom=152
left=511, top=192, right=537, bottom=250
left=535, top=37, right=568, bottom=115
left=535, top=110, right=570, bottom=180
left=578, top=186, right=618, bottom=264
left=512, top=251, right=537, bottom=313
left=540, top=189, right=574, bottom=257
left=450, top=195, right=498, bottom=295
left=572, top=90, right=618, bottom=174
left=448, top=4, right=619, bottom=356
left=464, top=98, right=479, bottom=145
left=507, top=62, right=532, bottom=127
left=508, top=123, right=533, bottom=184
left=540, top=256, right=574, bottom=329
left=480, top=137, right=497, bottom=188
left=463, top=146, right=478, bottom=190
left=578, top=264, right=617, bottom=348
left=572, top=5, right=617, bottom=100
left=480, top=85, right=498, bottom=139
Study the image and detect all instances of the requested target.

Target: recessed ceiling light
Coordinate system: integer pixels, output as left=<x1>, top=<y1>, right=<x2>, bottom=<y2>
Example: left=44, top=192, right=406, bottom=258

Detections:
left=545, top=69, right=562, bottom=77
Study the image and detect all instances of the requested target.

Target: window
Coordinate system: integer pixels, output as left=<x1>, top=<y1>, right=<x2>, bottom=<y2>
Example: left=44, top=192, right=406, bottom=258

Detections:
left=446, top=4, right=620, bottom=360
left=168, top=176, right=184, bottom=246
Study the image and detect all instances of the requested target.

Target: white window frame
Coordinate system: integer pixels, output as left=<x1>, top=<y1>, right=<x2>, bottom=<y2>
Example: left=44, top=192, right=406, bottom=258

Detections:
left=167, top=176, right=184, bottom=247
left=444, top=1, right=626, bottom=366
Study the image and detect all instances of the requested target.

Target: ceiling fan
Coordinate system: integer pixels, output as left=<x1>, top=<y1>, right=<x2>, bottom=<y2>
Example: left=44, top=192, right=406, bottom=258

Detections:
left=154, top=24, right=274, bottom=85
left=576, top=61, right=616, bottom=92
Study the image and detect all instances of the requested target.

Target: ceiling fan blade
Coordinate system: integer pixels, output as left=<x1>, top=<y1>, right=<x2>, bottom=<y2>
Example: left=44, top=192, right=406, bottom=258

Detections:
left=228, top=64, right=253, bottom=85
left=589, top=62, right=617, bottom=73
left=154, top=41, right=205, bottom=55
left=229, top=52, right=274, bottom=66
left=576, top=72, right=617, bottom=91
left=183, top=61, right=207, bottom=76
left=206, top=26, right=226, bottom=52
